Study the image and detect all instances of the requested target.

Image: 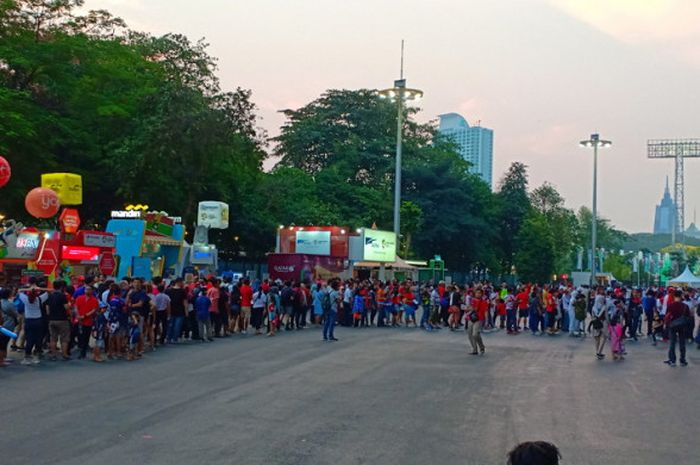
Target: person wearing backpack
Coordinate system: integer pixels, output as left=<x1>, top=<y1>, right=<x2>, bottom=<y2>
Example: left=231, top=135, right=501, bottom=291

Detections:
left=280, top=282, right=295, bottom=331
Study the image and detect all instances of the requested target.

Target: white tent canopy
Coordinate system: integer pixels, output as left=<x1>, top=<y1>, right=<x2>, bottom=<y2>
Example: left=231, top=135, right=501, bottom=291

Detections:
left=667, top=266, right=700, bottom=286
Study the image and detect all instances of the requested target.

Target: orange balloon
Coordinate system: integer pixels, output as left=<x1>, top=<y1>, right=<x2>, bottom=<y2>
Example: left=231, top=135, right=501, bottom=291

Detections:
left=25, top=187, right=61, bottom=218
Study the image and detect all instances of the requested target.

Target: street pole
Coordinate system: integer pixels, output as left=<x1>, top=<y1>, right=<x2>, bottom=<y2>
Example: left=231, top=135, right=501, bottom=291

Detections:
left=393, top=92, right=403, bottom=240
left=592, top=140, right=598, bottom=284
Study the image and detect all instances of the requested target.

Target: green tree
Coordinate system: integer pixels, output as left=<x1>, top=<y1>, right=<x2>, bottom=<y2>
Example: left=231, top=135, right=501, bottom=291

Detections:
left=515, top=213, right=555, bottom=283
left=530, top=182, right=577, bottom=274
left=495, top=162, right=532, bottom=273
left=399, top=200, right=423, bottom=258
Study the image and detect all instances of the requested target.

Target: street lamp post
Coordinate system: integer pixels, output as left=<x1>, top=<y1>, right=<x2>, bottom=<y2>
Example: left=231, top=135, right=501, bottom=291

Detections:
left=579, top=133, right=612, bottom=288
left=378, top=41, right=423, bottom=240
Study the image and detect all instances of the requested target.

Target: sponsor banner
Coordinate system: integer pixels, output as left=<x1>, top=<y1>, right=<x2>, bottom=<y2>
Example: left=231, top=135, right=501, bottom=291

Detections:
left=363, top=229, right=397, bottom=262
left=295, top=230, right=331, bottom=256
left=267, top=254, right=346, bottom=282
left=82, top=232, right=116, bottom=248
left=198, top=201, right=229, bottom=229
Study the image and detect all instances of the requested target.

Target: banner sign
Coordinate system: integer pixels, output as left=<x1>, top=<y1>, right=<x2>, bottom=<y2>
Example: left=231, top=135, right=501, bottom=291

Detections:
left=363, top=229, right=397, bottom=262
left=295, top=230, right=331, bottom=256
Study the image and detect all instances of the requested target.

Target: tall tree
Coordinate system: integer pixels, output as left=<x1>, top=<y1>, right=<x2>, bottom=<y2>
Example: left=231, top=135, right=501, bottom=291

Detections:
left=515, top=213, right=555, bottom=283
left=495, top=162, right=532, bottom=273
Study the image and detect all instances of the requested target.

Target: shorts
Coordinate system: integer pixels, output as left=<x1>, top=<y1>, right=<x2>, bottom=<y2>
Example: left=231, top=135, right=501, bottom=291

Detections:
left=95, top=338, right=105, bottom=349
left=49, top=320, right=71, bottom=345
left=284, top=306, right=294, bottom=316
left=404, top=305, right=416, bottom=316
left=231, top=305, right=241, bottom=317
left=518, top=309, right=528, bottom=318
left=268, top=312, right=276, bottom=321
left=241, top=306, right=252, bottom=319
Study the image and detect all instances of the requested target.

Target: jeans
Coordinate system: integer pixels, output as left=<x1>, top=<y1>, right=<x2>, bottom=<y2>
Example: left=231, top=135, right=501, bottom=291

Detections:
left=78, top=324, right=92, bottom=357
left=155, top=311, right=168, bottom=344
left=630, top=315, right=641, bottom=340
left=167, top=316, right=184, bottom=342
left=668, top=325, right=687, bottom=363
left=421, top=305, right=431, bottom=327
left=24, top=318, right=45, bottom=357
left=323, top=311, right=336, bottom=339
left=506, top=309, right=517, bottom=332
left=197, top=317, right=212, bottom=340
left=568, top=308, right=578, bottom=333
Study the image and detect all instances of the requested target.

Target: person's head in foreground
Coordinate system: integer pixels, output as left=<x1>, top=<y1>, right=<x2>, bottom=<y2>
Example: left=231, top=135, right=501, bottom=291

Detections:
left=508, top=441, right=561, bottom=465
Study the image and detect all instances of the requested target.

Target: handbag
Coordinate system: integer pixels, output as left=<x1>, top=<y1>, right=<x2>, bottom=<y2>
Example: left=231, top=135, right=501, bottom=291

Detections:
left=669, top=316, right=688, bottom=329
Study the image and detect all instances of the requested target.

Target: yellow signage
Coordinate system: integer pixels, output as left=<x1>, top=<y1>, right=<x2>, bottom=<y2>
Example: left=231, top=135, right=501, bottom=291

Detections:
left=41, top=173, right=82, bottom=205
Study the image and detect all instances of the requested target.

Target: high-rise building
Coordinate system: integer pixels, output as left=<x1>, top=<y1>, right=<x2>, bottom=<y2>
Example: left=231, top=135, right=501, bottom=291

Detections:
left=438, top=113, right=494, bottom=188
left=654, top=177, right=676, bottom=234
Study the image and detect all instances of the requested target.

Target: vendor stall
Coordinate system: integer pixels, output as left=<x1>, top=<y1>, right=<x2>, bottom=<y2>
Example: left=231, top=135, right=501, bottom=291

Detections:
left=106, top=211, right=186, bottom=279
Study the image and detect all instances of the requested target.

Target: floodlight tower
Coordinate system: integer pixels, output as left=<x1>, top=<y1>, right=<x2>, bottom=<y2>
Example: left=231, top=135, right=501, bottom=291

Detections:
left=648, top=139, right=700, bottom=245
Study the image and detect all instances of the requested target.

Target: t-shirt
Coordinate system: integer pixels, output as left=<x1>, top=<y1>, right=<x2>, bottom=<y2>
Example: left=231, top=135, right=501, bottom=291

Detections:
left=18, top=291, right=48, bottom=319
left=329, top=290, right=340, bottom=313
left=165, top=288, right=187, bottom=317
left=128, top=290, right=151, bottom=318
left=472, top=298, right=489, bottom=322
left=240, top=285, right=253, bottom=307
left=206, top=287, right=220, bottom=313
left=75, top=295, right=100, bottom=327
left=47, top=291, right=69, bottom=321
left=94, top=313, right=107, bottom=338
left=195, top=295, right=211, bottom=320
left=154, top=293, right=171, bottom=312
left=108, top=296, right=128, bottom=327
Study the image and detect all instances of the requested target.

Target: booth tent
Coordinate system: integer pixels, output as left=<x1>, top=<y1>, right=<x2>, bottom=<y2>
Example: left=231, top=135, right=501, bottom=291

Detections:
left=667, top=266, right=700, bottom=287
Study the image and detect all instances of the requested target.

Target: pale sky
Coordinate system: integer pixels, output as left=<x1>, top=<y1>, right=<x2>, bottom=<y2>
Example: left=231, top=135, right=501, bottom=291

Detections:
left=88, top=0, right=700, bottom=233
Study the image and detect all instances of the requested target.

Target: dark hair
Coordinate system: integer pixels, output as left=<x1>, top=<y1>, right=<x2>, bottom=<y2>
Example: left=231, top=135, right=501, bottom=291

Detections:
left=53, top=280, right=65, bottom=291
left=674, top=289, right=683, bottom=298
left=0, top=288, right=10, bottom=300
left=508, top=442, right=561, bottom=465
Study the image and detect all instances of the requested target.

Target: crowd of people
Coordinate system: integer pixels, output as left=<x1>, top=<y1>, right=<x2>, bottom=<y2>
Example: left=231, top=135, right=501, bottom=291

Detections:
left=1, top=273, right=698, bottom=368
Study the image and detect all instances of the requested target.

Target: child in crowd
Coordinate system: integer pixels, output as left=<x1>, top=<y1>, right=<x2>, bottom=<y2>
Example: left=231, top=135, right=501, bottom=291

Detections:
left=608, top=314, right=624, bottom=361
left=496, top=298, right=507, bottom=329
left=92, top=303, right=108, bottom=362
left=128, top=313, right=141, bottom=361
left=352, top=292, right=364, bottom=327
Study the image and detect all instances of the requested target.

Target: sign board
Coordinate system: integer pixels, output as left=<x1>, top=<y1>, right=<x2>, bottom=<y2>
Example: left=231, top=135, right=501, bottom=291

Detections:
left=363, top=229, right=397, bottom=262
left=198, top=201, right=229, bottom=229
left=62, top=246, right=100, bottom=262
left=41, top=172, right=82, bottom=205
left=59, top=208, right=81, bottom=234
left=83, top=232, right=116, bottom=248
left=36, top=235, right=60, bottom=275
left=0, top=223, right=41, bottom=260
left=295, top=230, right=331, bottom=256
left=111, top=210, right=141, bottom=219
left=98, top=252, right=116, bottom=276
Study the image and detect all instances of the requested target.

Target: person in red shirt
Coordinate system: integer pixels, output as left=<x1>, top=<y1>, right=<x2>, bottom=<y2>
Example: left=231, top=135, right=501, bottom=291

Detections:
left=239, top=278, right=253, bottom=334
left=467, top=289, right=488, bottom=355
left=75, top=285, right=100, bottom=359
left=516, top=287, right=530, bottom=331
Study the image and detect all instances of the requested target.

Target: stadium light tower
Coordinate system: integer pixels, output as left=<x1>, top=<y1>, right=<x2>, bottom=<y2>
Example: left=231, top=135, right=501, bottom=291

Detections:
left=580, top=134, right=612, bottom=284
left=648, top=139, right=700, bottom=246
left=378, top=40, right=423, bottom=241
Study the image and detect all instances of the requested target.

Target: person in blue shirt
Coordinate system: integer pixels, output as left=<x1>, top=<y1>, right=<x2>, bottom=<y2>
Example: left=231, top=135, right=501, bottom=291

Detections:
left=642, top=290, right=657, bottom=337
left=127, top=313, right=141, bottom=361
left=352, top=292, right=364, bottom=328
left=195, top=293, right=213, bottom=342
left=92, top=304, right=107, bottom=362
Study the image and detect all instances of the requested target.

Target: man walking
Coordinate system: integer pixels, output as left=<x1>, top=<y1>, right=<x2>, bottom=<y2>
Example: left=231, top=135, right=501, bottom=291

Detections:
left=323, top=281, right=340, bottom=342
left=664, top=289, right=691, bottom=367
left=467, top=288, right=487, bottom=355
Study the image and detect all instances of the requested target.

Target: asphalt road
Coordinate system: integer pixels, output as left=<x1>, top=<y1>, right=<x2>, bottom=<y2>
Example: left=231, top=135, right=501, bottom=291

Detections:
left=2, top=326, right=699, bottom=465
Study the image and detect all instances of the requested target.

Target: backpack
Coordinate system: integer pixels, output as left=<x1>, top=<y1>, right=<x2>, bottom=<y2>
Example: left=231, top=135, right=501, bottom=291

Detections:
left=321, top=290, right=332, bottom=313
left=218, top=288, right=229, bottom=312
left=281, top=287, right=294, bottom=306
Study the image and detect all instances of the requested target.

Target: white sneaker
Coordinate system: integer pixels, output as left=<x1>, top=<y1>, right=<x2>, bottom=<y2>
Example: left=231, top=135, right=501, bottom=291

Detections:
left=21, top=358, right=33, bottom=366
left=32, top=357, right=41, bottom=365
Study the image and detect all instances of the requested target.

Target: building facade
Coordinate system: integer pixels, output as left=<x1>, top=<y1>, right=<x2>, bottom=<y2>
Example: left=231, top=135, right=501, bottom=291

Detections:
left=653, top=178, right=676, bottom=234
left=438, top=113, right=493, bottom=188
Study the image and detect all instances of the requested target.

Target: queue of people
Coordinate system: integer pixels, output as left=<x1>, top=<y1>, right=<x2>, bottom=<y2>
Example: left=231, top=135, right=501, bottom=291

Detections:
left=1, top=273, right=698, bottom=368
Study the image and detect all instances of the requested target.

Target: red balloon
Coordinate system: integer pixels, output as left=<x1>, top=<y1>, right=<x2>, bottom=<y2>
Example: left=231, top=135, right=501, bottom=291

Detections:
left=0, top=156, right=10, bottom=188
left=25, top=187, right=61, bottom=218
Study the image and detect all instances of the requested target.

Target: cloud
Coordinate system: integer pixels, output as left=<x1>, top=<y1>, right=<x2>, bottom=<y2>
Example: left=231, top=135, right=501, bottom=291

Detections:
left=547, top=0, right=700, bottom=64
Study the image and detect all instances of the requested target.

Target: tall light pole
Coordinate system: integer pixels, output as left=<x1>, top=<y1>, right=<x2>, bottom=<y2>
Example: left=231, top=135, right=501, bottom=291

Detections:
left=580, top=133, right=611, bottom=287
left=378, top=40, right=423, bottom=241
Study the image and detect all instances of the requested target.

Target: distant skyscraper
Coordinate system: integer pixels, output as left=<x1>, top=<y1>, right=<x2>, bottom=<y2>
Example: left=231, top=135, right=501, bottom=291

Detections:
left=438, top=113, right=494, bottom=188
left=654, top=177, right=676, bottom=234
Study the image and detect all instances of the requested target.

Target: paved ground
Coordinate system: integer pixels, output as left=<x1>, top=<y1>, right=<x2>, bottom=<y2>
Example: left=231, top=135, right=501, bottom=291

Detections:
left=2, top=326, right=699, bottom=465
